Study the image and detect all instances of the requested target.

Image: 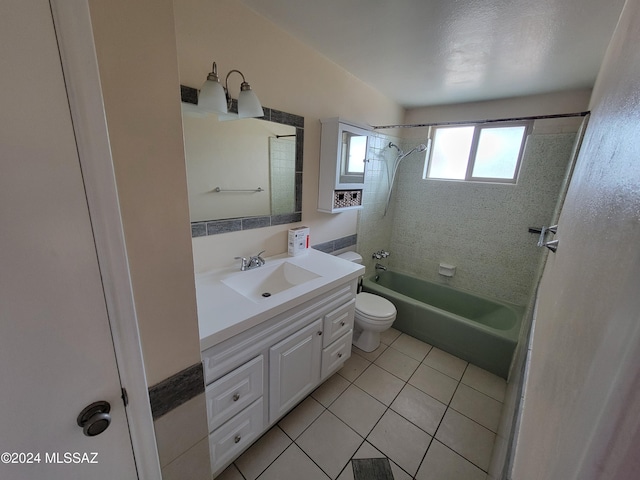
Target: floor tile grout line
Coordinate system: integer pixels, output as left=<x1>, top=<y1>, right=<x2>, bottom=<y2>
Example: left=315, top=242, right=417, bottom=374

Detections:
left=413, top=362, right=470, bottom=477
left=332, top=436, right=369, bottom=480
left=249, top=412, right=337, bottom=480
left=339, top=348, right=499, bottom=477
left=235, top=333, right=503, bottom=480
left=335, top=344, right=418, bottom=479
left=285, top=378, right=382, bottom=480
left=352, top=349, right=432, bottom=480
left=414, top=361, right=497, bottom=475
left=457, top=382, right=507, bottom=404
left=235, top=424, right=293, bottom=480
left=292, top=405, right=369, bottom=479
left=447, top=403, right=502, bottom=435
left=360, top=401, right=419, bottom=480
left=358, top=344, right=433, bottom=386
left=338, top=339, right=450, bottom=478
left=430, top=437, right=493, bottom=476
left=240, top=397, right=330, bottom=480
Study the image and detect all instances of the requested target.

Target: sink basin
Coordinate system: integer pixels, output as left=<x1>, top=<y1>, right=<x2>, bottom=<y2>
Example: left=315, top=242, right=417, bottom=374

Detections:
left=222, top=261, right=320, bottom=301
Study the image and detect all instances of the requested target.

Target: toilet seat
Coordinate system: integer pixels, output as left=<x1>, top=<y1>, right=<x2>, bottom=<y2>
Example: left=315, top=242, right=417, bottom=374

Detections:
left=355, top=292, right=396, bottom=320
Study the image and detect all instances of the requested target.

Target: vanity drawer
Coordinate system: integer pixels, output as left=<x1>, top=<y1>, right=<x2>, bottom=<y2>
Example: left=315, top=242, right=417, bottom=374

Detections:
left=209, top=398, right=264, bottom=475
left=206, top=355, right=263, bottom=432
left=321, top=331, right=352, bottom=379
left=322, top=299, right=355, bottom=347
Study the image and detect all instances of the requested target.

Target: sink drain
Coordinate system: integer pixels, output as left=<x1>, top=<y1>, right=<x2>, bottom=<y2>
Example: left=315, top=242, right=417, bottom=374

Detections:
left=261, top=292, right=271, bottom=297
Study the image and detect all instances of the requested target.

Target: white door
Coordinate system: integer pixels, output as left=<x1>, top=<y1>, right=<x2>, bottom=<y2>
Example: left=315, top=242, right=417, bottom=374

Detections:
left=0, top=1, right=138, bottom=479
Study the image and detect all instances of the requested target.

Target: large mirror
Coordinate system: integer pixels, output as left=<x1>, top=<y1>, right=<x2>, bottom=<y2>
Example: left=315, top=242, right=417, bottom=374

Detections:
left=181, top=86, right=304, bottom=237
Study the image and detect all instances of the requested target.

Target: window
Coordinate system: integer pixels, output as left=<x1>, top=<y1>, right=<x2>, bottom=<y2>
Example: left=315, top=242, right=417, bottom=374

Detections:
left=424, top=121, right=531, bottom=183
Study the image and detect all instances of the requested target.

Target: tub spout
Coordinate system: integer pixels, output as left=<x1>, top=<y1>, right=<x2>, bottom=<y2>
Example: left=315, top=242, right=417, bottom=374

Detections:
left=375, top=263, right=387, bottom=271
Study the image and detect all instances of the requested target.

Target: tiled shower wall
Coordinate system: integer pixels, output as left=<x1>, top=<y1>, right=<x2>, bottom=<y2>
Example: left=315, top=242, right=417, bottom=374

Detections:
left=356, top=134, right=406, bottom=274
left=358, top=129, right=578, bottom=307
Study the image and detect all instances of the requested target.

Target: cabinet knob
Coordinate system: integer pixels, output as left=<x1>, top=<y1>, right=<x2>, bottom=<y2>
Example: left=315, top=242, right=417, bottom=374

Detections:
left=234, top=435, right=241, bottom=444
left=337, top=353, right=343, bottom=358
left=232, top=393, right=240, bottom=402
left=317, top=331, right=322, bottom=336
left=340, top=321, right=345, bottom=326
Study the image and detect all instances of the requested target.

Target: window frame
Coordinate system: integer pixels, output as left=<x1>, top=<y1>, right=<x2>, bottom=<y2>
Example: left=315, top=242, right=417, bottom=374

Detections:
left=424, top=120, right=532, bottom=184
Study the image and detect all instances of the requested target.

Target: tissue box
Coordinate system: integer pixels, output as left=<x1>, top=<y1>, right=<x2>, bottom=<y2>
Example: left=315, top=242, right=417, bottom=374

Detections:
left=288, top=226, right=310, bottom=256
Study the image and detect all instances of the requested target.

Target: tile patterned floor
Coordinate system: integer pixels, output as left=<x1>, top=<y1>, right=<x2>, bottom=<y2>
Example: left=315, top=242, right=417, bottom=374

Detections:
left=216, top=328, right=507, bottom=480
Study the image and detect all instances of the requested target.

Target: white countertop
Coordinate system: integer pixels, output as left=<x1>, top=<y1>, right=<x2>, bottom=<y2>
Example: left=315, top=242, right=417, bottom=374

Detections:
left=196, top=249, right=364, bottom=351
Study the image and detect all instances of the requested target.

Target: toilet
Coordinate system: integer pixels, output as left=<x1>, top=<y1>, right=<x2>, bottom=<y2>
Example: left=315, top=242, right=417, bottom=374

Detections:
left=337, top=252, right=397, bottom=352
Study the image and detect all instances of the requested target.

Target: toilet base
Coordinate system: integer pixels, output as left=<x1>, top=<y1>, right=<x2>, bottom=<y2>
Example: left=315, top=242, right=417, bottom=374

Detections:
left=352, top=327, right=380, bottom=352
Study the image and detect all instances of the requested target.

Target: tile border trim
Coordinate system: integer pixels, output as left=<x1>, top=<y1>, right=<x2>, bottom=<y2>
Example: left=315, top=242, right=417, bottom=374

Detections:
left=312, top=234, right=358, bottom=254
left=149, top=362, right=205, bottom=420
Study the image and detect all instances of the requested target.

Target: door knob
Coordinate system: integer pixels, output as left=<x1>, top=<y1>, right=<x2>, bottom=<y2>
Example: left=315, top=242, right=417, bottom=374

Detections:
left=77, top=401, right=111, bottom=437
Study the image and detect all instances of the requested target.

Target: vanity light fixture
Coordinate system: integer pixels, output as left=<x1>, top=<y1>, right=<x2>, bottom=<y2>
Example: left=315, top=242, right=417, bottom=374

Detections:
left=199, top=61, right=264, bottom=118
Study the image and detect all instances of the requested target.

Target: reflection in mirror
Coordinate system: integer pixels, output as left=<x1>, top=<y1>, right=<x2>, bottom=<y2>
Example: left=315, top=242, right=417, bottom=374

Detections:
left=183, top=114, right=295, bottom=221
left=269, top=135, right=296, bottom=215
left=339, top=131, right=367, bottom=185
left=180, top=86, right=304, bottom=237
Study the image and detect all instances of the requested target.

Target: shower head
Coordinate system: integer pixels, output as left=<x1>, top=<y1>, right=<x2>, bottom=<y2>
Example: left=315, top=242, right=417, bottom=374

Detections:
left=406, top=143, right=428, bottom=155
left=398, top=143, right=428, bottom=160
left=384, top=140, right=430, bottom=217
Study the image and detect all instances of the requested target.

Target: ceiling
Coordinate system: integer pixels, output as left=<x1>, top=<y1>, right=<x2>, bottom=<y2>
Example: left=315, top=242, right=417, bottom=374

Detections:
left=240, top=0, right=625, bottom=108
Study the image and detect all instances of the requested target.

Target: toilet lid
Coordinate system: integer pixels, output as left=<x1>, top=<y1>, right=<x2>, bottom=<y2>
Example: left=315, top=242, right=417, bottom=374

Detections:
left=356, top=292, right=396, bottom=319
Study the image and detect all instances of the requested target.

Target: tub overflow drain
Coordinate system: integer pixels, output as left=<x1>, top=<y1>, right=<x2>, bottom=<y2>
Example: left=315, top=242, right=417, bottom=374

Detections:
left=261, top=292, right=271, bottom=298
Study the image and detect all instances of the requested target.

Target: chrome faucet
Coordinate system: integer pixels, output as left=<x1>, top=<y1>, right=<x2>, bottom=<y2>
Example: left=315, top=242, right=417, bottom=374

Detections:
left=375, top=263, right=387, bottom=271
left=372, top=250, right=390, bottom=260
left=235, top=250, right=266, bottom=271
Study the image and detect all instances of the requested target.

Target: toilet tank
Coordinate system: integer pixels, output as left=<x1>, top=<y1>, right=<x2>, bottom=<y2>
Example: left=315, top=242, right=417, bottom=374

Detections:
left=337, top=251, right=363, bottom=264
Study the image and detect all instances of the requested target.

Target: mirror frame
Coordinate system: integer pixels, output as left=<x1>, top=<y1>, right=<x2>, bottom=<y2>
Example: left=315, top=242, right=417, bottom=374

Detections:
left=181, top=85, right=304, bottom=237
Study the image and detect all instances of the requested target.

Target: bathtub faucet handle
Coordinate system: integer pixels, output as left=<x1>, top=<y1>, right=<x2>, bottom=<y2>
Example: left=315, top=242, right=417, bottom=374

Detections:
left=372, top=250, right=390, bottom=259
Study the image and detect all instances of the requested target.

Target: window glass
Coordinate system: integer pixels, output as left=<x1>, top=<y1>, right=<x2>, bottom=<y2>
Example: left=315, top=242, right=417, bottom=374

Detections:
left=425, top=121, right=530, bottom=183
left=428, top=126, right=474, bottom=180
left=472, top=126, right=526, bottom=179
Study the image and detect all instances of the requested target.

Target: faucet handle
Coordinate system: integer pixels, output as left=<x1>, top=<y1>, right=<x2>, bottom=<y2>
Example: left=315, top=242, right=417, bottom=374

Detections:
left=234, top=256, right=248, bottom=270
left=254, top=250, right=266, bottom=265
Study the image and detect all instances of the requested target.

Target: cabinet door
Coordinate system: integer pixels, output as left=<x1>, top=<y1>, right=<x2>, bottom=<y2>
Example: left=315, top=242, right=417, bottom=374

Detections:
left=269, top=319, right=322, bottom=422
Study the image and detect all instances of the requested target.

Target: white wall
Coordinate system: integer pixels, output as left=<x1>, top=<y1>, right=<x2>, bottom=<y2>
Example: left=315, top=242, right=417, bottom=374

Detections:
left=173, top=0, right=404, bottom=272
left=512, top=0, right=640, bottom=477
left=88, top=0, right=201, bottom=388
left=88, top=2, right=212, bottom=477
left=404, top=89, right=592, bottom=128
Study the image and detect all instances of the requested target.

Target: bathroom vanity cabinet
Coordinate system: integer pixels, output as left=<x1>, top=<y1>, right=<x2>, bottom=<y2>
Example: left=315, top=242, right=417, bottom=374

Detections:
left=201, top=280, right=356, bottom=476
left=318, top=117, right=372, bottom=213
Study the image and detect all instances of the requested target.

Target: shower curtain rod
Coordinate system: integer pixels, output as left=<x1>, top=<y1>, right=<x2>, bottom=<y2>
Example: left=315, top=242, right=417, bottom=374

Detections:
left=372, top=111, right=590, bottom=130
